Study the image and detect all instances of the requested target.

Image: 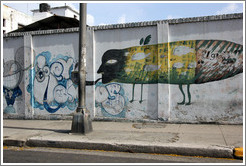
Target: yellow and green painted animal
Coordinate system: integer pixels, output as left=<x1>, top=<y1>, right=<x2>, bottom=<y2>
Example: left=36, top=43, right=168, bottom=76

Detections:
left=97, top=38, right=243, bottom=105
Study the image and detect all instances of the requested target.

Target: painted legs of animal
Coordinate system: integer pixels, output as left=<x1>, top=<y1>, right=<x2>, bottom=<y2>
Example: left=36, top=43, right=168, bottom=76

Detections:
left=178, top=84, right=191, bottom=105
left=130, top=83, right=135, bottom=103
left=187, top=84, right=191, bottom=105
left=130, top=83, right=144, bottom=103
left=139, top=84, right=143, bottom=103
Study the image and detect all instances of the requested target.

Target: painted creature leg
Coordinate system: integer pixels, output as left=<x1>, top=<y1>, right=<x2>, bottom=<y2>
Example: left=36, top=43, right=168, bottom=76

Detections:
left=130, top=83, right=135, bottom=103
left=139, top=83, right=144, bottom=103
left=177, top=84, right=185, bottom=105
left=186, top=84, right=191, bottom=105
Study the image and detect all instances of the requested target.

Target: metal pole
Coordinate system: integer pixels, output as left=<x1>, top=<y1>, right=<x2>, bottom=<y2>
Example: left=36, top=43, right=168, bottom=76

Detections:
left=71, top=3, right=92, bottom=134
left=78, top=3, right=86, bottom=112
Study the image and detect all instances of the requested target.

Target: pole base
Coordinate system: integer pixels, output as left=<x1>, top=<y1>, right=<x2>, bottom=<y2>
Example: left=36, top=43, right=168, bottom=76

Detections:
left=71, top=108, right=93, bottom=134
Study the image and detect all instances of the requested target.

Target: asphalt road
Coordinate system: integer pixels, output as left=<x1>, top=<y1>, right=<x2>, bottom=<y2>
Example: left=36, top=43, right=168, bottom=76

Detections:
left=3, top=147, right=242, bottom=163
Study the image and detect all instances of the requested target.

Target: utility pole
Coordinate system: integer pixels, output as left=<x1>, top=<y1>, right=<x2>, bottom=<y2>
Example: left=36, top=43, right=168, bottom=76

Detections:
left=71, top=3, right=93, bottom=134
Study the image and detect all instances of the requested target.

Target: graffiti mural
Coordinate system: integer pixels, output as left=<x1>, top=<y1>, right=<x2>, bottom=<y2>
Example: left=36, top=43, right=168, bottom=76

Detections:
left=97, top=39, right=243, bottom=105
left=3, top=47, right=34, bottom=114
left=27, top=51, right=78, bottom=113
left=95, top=82, right=127, bottom=118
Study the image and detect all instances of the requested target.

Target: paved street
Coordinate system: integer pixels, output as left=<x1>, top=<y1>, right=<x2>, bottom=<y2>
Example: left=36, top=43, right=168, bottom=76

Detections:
left=3, top=147, right=243, bottom=163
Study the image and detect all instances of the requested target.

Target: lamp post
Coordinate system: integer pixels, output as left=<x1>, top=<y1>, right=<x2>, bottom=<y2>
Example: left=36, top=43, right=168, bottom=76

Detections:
left=71, top=3, right=93, bottom=134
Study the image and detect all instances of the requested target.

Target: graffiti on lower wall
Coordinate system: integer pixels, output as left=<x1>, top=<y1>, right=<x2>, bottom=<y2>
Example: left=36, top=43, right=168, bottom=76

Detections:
left=97, top=39, right=243, bottom=108
left=27, top=51, right=78, bottom=113
left=95, top=82, right=127, bottom=117
left=3, top=46, right=34, bottom=114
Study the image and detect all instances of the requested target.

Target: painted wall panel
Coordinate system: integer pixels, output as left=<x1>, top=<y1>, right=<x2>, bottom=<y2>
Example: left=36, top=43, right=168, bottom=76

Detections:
left=94, top=26, right=159, bottom=120
left=29, top=33, right=79, bottom=116
left=166, top=20, right=243, bottom=123
left=3, top=37, right=26, bottom=116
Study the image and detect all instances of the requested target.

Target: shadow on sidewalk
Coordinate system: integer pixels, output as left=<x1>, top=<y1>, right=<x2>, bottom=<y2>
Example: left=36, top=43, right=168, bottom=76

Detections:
left=3, top=126, right=70, bottom=134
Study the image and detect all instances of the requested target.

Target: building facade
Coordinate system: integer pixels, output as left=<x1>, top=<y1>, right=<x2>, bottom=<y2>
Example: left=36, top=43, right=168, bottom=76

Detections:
left=2, top=4, right=33, bottom=34
left=2, top=3, right=79, bottom=34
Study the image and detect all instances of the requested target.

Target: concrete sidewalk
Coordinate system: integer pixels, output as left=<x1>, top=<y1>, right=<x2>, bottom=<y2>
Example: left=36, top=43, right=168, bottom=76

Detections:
left=2, top=120, right=243, bottom=159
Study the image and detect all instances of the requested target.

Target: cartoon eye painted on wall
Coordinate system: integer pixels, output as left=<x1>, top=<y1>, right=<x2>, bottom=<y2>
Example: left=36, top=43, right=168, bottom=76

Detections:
left=106, top=59, right=118, bottom=65
left=36, top=67, right=45, bottom=82
left=35, top=66, right=50, bottom=82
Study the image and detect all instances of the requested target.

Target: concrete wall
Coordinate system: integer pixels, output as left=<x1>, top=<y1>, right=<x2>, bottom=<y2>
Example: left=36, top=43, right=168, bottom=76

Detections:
left=3, top=13, right=244, bottom=124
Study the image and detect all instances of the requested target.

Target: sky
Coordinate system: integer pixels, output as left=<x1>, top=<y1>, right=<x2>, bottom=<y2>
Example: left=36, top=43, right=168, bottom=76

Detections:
left=2, top=1, right=245, bottom=26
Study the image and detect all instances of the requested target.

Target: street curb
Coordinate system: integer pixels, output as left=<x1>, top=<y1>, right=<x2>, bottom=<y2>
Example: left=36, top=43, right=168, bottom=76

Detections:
left=24, top=139, right=235, bottom=159
left=3, top=139, right=26, bottom=147
left=234, top=147, right=243, bottom=159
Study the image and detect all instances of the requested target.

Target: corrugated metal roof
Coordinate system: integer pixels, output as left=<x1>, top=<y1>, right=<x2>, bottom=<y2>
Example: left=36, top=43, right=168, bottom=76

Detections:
left=10, top=15, right=79, bottom=33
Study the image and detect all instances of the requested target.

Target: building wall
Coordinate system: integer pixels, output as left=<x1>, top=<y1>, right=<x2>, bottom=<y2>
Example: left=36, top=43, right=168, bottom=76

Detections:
left=50, top=8, right=66, bottom=16
left=32, top=7, right=79, bottom=21
left=64, top=8, right=79, bottom=19
left=2, top=5, right=78, bottom=34
left=3, top=14, right=244, bottom=124
left=32, top=12, right=53, bottom=22
left=3, top=5, right=33, bottom=33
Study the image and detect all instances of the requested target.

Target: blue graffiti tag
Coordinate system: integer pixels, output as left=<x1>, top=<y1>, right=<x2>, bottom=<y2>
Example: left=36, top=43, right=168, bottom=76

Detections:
left=95, top=82, right=127, bottom=118
left=27, top=51, right=78, bottom=113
